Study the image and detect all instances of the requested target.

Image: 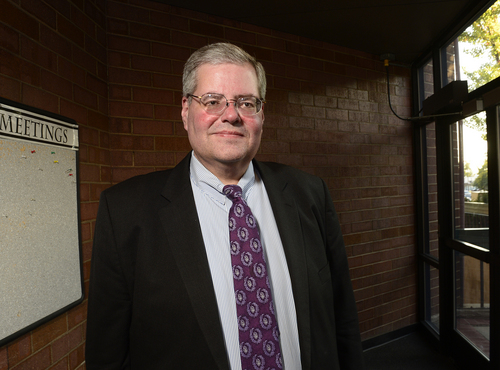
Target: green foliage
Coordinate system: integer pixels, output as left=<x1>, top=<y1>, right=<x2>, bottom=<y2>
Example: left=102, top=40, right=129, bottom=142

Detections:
left=473, top=159, right=488, bottom=190
left=459, top=2, right=500, bottom=71
left=458, top=2, right=500, bottom=136
left=464, top=161, right=474, bottom=177
left=464, top=114, right=487, bottom=140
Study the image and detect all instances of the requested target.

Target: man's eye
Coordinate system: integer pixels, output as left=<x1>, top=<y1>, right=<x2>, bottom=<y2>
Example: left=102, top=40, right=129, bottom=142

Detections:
left=239, top=99, right=256, bottom=109
left=205, top=99, right=221, bottom=106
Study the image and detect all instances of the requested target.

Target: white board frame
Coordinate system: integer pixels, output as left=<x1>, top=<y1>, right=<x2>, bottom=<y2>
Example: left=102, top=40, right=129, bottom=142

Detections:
left=0, top=97, right=83, bottom=346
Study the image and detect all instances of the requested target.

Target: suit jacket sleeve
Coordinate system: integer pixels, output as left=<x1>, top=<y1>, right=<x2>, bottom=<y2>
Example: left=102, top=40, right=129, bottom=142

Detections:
left=86, top=190, right=132, bottom=369
left=321, top=179, right=364, bottom=370
left=255, top=161, right=363, bottom=370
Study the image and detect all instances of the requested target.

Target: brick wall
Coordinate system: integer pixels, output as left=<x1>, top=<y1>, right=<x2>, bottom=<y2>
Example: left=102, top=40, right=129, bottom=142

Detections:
left=0, top=0, right=107, bottom=368
left=0, top=0, right=415, bottom=368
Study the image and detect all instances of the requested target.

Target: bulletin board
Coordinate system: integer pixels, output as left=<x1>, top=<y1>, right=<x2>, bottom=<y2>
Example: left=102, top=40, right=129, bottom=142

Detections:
left=0, top=97, right=83, bottom=346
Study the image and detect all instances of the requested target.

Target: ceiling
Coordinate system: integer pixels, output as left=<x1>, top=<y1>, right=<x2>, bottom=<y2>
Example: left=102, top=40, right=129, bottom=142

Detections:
left=155, top=0, right=494, bottom=65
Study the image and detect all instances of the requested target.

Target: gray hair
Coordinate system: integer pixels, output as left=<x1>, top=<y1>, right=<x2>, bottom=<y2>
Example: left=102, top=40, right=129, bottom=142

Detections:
left=182, top=43, right=267, bottom=99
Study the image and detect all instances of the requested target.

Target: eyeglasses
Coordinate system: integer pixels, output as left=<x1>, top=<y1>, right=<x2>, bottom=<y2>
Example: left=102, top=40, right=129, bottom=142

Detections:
left=187, top=93, right=265, bottom=116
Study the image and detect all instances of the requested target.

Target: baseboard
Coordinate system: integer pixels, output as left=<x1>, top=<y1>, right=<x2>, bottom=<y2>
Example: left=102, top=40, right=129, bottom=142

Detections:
left=362, top=323, right=420, bottom=351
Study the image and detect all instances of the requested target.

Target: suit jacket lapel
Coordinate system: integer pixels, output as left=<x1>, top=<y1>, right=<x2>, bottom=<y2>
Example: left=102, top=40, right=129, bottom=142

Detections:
left=158, top=154, right=230, bottom=370
left=254, top=160, right=312, bottom=370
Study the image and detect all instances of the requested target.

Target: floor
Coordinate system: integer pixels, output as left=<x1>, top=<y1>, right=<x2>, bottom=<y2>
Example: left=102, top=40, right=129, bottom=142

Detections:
left=363, top=330, right=458, bottom=370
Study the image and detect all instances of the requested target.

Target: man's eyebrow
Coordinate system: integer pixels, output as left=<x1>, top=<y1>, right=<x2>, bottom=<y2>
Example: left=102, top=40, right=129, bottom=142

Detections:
left=200, top=92, right=259, bottom=99
left=234, top=94, right=259, bottom=99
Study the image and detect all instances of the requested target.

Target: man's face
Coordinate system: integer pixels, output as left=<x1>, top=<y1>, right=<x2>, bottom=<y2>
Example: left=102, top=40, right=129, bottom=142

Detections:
left=181, top=63, right=264, bottom=178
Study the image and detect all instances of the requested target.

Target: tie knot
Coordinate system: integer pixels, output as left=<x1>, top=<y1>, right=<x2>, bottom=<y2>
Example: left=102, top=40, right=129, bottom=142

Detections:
left=223, top=185, right=243, bottom=201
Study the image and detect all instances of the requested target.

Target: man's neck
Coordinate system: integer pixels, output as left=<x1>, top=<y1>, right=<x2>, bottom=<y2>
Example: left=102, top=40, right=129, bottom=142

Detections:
left=192, top=152, right=250, bottom=185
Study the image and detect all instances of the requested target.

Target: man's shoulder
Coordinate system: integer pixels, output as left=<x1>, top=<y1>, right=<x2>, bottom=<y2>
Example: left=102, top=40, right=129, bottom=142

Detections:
left=255, top=160, right=324, bottom=185
left=102, top=155, right=191, bottom=200
left=101, top=169, right=173, bottom=200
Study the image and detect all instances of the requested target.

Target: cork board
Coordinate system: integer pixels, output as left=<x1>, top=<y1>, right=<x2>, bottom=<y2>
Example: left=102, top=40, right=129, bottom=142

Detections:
left=0, top=98, right=83, bottom=346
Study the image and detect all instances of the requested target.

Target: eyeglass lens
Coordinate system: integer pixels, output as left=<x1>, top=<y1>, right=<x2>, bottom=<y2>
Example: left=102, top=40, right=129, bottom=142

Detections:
left=199, top=94, right=262, bottom=116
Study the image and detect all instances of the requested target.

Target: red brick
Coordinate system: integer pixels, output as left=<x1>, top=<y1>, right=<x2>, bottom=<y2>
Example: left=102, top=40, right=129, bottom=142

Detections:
left=74, top=85, right=98, bottom=109
left=32, top=315, right=68, bottom=351
left=84, top=1, right=106, bottom=30
left=132, top=87, right=174, bottom=104
left=57, top=14, right=84, bottom=47
left=88, top=145, right=110, bottom=164
left=22, top=84, right=59, bottom=113
left=107, top=1, right=150, bottom=23
left=79, top=129, right=100, bottom=149
left=109, top=85, right=131, bottom=100
left=20, top=36, right=58, bottom=72
left=108, top=34, right=150, bottom=55
left=85, top=34, right=107, bottom=63
left=0, top=21, right=20, bottom=53
left=154, top=105, right=181, bottom=120
left=131, top=55, right=171, bottom=73
left=109, top=150, right=133, bottom=166
left=133, top=119, right=174, bottom=135
left=0, top=346, right=7, bottom=370
left=152, top=73, right=182, bottom=90
left=150, top=11, right=187, bottom=30
left=155, top=136, right=191, bottom=151
left=51, top=326, right=83, bottom=362
left=130, top=23, right=170, bottom=42
left=6, top=334, right=31, bottom=367
left=69, top=3, right=91, bottom=33
left=171, top=30, right=207, bottom=48
left=49, top=358, right=69, bottom=370
left=87, top=74, right=107, bottom=98
left=57, top=56, right=85, bottom=86
left=112, top=167, right=153, bottom=183
left=110, top=134, right=155, bottom=150
left=134, top=151, right=176, bottom=166
left=88, top=109, right=109, bottom=131
left=151, top=43, right=191, bottom=61
left=0, top=48, right=28, bottom=81
left=10, top=347, right=51, bottom=370
left=72, top=45, right=97, bottom=74
left=108, top=51, right=131, bottom=68
left=0, top=74, right=21, bottom=101
left=69, top=343, right=85, bottom=369
left=108, top=67, right=151, bottom=86
left=40, top=24, right=72, bottom=59
left=99, top=164, right=111, bottom=182
left=1, top=0, right=39, bottom=40
left=109, top=118, right=132, bottom=133
left=107, top=18, right=128, bottom=35
left=110, top=101, right=154, bottom=118
left=41, top=69, right=73, bottom=98
left=80, top=201, right=100, bottom=222
left=79, top=163, right=101, bottom=182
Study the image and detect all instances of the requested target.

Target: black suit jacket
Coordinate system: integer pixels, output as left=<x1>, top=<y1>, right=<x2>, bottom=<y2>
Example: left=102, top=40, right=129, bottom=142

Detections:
left=85, top=154, right=364, bottom=369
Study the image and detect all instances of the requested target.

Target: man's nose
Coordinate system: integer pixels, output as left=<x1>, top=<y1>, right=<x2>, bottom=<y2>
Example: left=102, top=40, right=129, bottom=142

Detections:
left=221, top=101, right=241, bottom=121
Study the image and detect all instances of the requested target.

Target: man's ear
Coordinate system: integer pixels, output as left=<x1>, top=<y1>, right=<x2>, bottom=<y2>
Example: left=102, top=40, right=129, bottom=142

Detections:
left=181, top=96, right=189, bottom=131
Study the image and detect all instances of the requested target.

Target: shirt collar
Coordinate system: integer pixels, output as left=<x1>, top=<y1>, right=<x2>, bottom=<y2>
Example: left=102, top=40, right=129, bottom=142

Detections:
left=189, top=152, right=255, bottom=204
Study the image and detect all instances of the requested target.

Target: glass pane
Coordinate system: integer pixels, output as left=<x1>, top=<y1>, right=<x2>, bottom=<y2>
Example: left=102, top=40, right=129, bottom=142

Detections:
left=426, top=122, right=439, bottom=259
left=455, top=251, right=490, bottom=358
left=457, top=1, right=500, bottom=91
left=442, top=41, right=458, bottom=86
left=453, top=117, right=489, bottom=249
left=424, top=263, right=440, bottom=332
left=418, top=58, right=434, bottom=107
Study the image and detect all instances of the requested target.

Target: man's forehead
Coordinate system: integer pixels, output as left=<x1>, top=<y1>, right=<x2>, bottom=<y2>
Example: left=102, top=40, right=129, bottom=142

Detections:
left=195, top=63, right=259, bottom=91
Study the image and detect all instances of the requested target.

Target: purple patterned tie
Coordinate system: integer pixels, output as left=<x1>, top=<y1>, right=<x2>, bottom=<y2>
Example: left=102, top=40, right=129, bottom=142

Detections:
left=223, top=185, right=283, bottom=370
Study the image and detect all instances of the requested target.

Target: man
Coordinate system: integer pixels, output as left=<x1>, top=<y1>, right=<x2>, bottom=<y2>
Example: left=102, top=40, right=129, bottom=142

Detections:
left=85, top=43, right=364, bottom=369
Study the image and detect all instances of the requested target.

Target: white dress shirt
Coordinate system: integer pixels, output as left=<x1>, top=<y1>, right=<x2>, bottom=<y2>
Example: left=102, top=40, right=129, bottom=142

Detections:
left=189, top=153, right=301, bottom=370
